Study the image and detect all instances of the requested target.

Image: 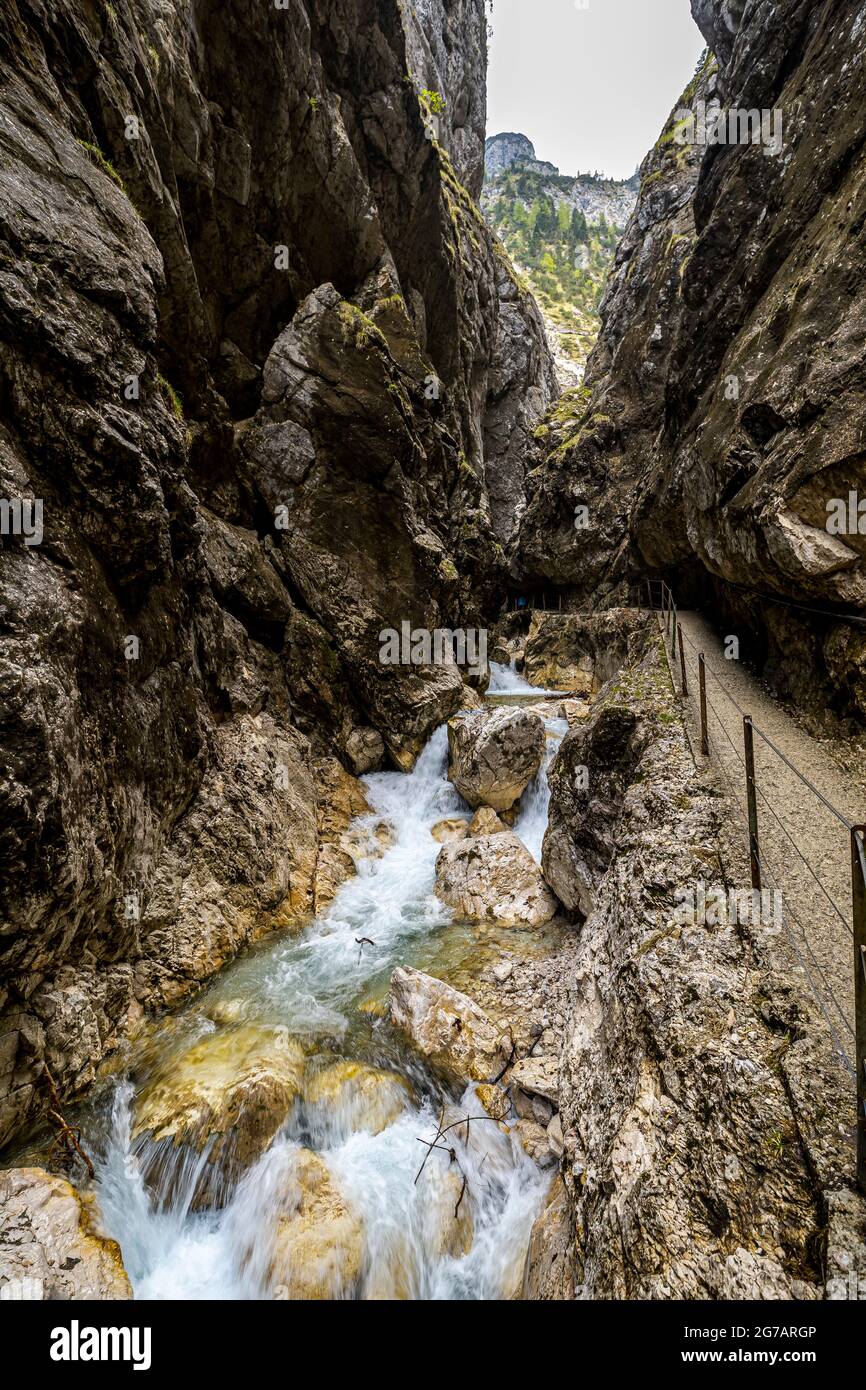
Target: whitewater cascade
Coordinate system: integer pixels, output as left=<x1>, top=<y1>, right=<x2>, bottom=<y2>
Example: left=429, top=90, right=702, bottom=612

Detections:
left=90, top=667, right=566, bottom=1299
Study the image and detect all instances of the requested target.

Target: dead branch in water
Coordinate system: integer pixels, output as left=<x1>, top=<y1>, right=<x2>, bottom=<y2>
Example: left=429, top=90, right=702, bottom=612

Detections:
left=354, top=936, right=375, bottom=963
left=491, top=1027, right=516, bottom=1084
left=40, top=1063, right=95, bottom=1181
left=414, top=1112, right=504, bottom=1218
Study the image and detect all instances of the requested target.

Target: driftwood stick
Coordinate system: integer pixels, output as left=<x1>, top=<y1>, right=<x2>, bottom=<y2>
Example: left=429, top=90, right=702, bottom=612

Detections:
left=414, top=1104, right=446, bottom=1186
left=40, top=1065, right=95, bottom=1180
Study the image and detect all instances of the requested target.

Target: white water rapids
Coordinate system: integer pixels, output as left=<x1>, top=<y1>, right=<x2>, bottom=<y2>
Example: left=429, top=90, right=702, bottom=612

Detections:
left=88, top=665, right=567, bottom=1300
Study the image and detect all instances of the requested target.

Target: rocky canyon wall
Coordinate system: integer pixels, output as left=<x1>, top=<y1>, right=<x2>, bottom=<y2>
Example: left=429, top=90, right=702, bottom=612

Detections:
left=0, top=0, right=555, bottom=1149
left=528, top=629, right=864, bottom=1299
left=517, top=0, right=866, bottom=723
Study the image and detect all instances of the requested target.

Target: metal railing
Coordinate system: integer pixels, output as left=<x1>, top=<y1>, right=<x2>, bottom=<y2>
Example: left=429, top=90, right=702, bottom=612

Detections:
left=646, top=578, right=866, bottom=1194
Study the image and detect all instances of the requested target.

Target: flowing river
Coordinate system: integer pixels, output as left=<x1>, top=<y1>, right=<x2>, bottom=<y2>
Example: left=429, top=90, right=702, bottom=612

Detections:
left=79, top=665, right=567, bottom=1300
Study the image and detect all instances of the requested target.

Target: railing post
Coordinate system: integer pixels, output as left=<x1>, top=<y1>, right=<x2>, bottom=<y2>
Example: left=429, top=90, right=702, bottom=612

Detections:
left=671, top=600, right=678, bottom=659
left=698, top=652, right=709, bottom=756
left=743, top=716, right=761, bottom=893
left=678, top=623, right=688, bottom=697
left=851, top=826, right=866, bottom=1194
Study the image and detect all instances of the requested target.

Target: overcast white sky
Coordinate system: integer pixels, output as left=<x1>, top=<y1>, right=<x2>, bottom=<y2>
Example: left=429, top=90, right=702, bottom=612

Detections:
left=487, top=0, right=706, bottom=180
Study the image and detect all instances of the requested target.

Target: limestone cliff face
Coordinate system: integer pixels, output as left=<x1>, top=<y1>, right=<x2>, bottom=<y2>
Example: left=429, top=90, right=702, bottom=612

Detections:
left=517, top=0, right=866, bottom=721
left=0, top=0, right=555, bottom=1147
left=530, top=632, right=862, bottom=1299
left=484, top=132, right=539, bottom=181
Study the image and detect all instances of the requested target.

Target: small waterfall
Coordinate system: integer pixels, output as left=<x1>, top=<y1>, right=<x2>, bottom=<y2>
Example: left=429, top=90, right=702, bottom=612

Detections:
left=487, top=660, right=542, bottom=695
left=513, top=717, right=568, bottom=862
left=91, top=673, right=564, bottom=1300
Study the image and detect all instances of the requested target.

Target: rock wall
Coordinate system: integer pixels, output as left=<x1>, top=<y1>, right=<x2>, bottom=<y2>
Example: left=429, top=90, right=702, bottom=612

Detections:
left=517, top=0, right=866, bottom=721
left=0, top=0, right=555, bottom=1148
left=530, top=631, right=865, bottom=1299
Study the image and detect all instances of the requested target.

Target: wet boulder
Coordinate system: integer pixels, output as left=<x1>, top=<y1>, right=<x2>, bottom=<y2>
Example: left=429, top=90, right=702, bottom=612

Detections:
left=262, top=1149, right=363, bottom=1300
left=388, top=967, right=509, bottom=1086
left=467, top=807, right=508, bottom=836
left=303, top=1060, right=412, bottom=1140
left=431, top=818, right=471, bottom=844
left=447, top=707, right=545, bottom=812
left=434, top=833, right=559, bottom=927
left=132, top=1025, right=305, bottom=1209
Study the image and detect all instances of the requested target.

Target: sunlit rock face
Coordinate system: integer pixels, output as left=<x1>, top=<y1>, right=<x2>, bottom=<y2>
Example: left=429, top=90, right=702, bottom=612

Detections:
left=435, top=831, right=560, bottom=927
left=447, top=706, right=546, bottom=812
left=516, top=0, right=866, bottom=720
left=0, top=0, right=555, bottom=1148
left=0, top=1168, right=132, bottom=1300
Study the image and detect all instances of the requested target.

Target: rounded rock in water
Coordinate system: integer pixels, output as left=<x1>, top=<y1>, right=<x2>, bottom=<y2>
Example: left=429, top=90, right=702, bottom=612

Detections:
left=131, top=1025, right=306, bottom=1210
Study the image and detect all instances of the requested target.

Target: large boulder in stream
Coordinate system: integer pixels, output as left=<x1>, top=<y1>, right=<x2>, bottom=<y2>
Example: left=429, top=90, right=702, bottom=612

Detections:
left=388, top=967, right=509, bottom=1085
left=132, top=1025, right=305, bottom=1209
left=447, top=706, right=545, bottom=812
left=262, top=1149, right=363, bottom=1300
left=0, top=1168, right=132, bottom=1300
left=303, top=1060, right=413, bottom=1141
left=435, top=833, right=559, bottom=927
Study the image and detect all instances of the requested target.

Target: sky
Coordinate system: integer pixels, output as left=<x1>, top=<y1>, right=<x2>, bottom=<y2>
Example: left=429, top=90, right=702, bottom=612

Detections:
left=487, top=0, right=706, bottom=181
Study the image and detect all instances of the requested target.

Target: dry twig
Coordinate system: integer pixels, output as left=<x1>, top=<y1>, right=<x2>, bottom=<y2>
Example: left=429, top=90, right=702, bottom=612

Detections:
left=40, top=1064, right=95, bottom=1181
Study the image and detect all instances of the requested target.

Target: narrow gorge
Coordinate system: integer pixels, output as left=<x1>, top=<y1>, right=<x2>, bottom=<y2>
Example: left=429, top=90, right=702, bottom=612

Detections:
left=1, top=0, right=865, bottom=1309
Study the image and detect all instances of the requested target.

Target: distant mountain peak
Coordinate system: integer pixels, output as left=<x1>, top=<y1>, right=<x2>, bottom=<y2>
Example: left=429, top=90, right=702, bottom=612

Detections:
left=485, top=132, right=560, bottom=180
left=481, top=135, right=639, bottom=383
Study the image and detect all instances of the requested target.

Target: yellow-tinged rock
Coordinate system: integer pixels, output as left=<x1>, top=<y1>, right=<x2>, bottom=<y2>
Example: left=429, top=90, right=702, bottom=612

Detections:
left=364, top=1232, right=418, bottom=1300
left=468, top=807, right=507, bottom=837
left=200, top=996, right=249, bottom=1026
left=0, top=1168, right=132, bottom=1300
left=522, top=1174, right=576, bottom=1300
left=304, top=1059, right=412, bottom=1135
left=266, top=1150, right=363, bottom=1299
left=431, top=817, right=470, bottom=844
left=358, top=996, right=387, bottom=1017
left=132, top=1025, right=305, bottom=1207
left=475, top=1082, right=510, bottom=1122
left=424, top=1166, right=474, bottom=1259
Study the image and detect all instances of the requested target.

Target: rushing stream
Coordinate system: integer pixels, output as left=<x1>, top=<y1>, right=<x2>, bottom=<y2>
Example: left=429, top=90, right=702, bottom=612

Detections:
left=82, top=665, right=567, bottom=1300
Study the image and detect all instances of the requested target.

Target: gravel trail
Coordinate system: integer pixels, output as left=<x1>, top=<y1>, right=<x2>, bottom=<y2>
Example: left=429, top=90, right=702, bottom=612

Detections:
left=674, top=610, right=863, bottom=1066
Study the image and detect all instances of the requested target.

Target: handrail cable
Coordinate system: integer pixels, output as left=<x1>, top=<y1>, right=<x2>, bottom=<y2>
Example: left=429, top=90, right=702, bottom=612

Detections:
left=677, top=648, right=854, bottom=940
left=698, top=698, right=856, bottom=1076
left=697, top=674, right=857, bottom=1045
left=671, top=596, right=853, bottom=829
